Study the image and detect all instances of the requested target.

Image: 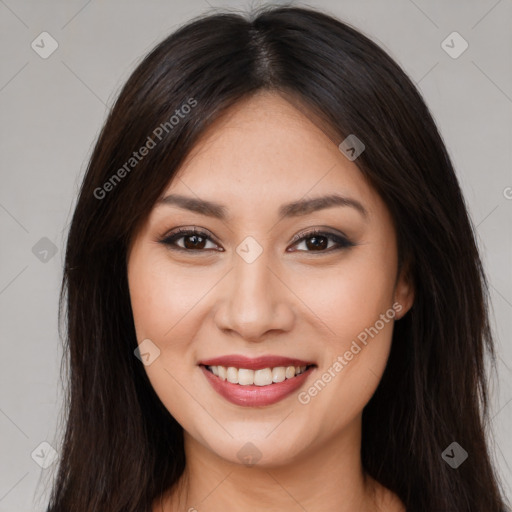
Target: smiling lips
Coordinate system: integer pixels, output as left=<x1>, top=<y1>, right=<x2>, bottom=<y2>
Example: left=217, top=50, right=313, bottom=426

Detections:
left=199, top=355, right=316, bottom=407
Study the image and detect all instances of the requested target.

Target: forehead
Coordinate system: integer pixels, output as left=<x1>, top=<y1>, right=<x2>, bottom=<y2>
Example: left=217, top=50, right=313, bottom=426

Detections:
left=163, top=91, right=383, bottom=221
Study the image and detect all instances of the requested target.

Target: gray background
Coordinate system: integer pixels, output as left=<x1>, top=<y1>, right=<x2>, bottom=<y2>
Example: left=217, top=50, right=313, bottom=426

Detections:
left=0, top=0, right=511, bottom=510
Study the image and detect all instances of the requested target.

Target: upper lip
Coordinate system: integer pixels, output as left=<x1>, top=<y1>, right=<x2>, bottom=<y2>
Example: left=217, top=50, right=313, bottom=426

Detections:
left=198, top=355, right=316, bottom=370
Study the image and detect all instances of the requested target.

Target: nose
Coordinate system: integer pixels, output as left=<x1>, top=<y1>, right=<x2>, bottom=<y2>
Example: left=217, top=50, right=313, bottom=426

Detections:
left=213, top=250, right=295, bottom=343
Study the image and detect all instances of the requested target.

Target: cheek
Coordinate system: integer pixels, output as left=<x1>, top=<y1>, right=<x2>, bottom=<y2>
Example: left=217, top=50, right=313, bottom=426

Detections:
left=294, top=248, right=396, bottom=348
left=127, top=251, right=204, bottom=428
left=128, top=250, right=208, bottom=344
left=292, top=244, right=397, bottom=415
left=127, top=249, right=198, bottom=394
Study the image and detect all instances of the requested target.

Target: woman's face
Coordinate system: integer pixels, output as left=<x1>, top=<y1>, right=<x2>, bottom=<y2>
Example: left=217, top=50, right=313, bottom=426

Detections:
left=127, top=91, right=414, bottom=467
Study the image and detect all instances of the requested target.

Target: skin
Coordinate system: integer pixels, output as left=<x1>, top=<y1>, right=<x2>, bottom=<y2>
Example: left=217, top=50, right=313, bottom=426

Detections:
left=127, top=91, right=414, bottom=512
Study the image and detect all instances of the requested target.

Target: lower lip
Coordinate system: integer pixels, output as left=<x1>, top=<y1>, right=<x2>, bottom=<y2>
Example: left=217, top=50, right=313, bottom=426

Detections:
left=200, top=365, right=315, bottom=407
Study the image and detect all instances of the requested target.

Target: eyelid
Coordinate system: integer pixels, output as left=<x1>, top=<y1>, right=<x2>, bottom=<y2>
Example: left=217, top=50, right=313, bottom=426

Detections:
left=288, top=226, right=350, bottom=246
left=159, top=226, right=222, bottom=251
left=158, top=226, right=354, bottom=253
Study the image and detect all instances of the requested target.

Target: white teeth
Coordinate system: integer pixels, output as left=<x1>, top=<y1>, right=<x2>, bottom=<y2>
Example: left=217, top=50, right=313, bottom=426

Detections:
left=226, top=366, right=238, bottom=384
left=254, top=368, right=273, bottom=386
left=272, top=366, right=286, bottom=383
left=285, top=366, right=296, bottom=379
left=238, top=368, right=254, bottom=386
left=207, top=364, right=310, bottom=386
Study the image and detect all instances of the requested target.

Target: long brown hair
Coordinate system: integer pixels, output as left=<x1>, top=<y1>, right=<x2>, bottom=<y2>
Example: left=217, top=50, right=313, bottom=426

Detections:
left=45, top=5, right=510, bottom=511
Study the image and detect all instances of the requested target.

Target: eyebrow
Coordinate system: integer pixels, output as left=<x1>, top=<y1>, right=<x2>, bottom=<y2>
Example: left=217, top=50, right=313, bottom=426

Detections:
left=157, top=193, right=368, bottom=221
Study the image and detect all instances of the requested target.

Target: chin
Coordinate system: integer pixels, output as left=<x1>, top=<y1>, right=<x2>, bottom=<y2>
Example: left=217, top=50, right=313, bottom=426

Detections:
left=194, top=429, right=311, bottom=469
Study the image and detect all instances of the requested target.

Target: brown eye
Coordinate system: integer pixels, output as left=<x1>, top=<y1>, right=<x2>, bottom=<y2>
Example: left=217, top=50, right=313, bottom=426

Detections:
left=289, top=229, right=354, bottom=253
left=159, top=227, right=354, bottom=254
left=160, top=228, right=220, bottom=252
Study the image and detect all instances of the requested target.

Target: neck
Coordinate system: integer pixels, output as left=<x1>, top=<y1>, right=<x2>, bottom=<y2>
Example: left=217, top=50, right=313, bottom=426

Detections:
left=160, top=414, right=396, bottom=512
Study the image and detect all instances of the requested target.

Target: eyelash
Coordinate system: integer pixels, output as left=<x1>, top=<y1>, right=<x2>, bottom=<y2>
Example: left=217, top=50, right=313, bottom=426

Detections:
left=158, top=227, right=355, bottom=254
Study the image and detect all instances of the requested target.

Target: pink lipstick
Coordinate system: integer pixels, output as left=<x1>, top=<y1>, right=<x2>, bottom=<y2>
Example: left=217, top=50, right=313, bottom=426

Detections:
left=198, top=355, right=316, bottom=407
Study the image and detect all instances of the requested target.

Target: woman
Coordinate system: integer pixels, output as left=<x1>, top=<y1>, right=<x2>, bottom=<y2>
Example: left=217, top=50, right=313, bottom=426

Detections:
left=46, top=5, right=510, bottom=511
